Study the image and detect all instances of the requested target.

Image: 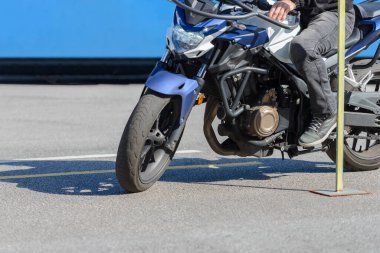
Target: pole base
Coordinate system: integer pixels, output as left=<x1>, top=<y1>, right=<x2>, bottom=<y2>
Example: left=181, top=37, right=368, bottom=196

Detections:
left=310, top=189, right=369, bottom=197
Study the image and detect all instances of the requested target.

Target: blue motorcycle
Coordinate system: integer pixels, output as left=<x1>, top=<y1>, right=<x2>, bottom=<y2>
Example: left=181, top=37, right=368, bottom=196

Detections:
left=116, top=0, right=380, bottom=193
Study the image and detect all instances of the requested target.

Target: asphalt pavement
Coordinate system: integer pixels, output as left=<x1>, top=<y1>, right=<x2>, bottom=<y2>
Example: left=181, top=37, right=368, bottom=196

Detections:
left=0, top=84, right=379, bottom=253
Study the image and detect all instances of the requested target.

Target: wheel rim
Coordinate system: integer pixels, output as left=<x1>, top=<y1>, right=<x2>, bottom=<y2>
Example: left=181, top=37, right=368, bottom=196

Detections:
left=345, top=128, right=380, bottom=160
left=138, top=100, right=179, bottom=184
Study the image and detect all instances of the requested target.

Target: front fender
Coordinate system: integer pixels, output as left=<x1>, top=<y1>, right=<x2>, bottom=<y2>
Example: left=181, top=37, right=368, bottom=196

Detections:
left=145, top=64, right=199, bottom=123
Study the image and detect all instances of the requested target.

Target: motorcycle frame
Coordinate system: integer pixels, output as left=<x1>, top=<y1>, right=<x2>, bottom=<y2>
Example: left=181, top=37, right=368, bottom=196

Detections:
left=144, top=2, right=380, bottom=156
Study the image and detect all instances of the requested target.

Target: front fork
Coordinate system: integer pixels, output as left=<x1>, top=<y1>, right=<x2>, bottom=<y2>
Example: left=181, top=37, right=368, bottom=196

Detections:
left=148, top=50, right=208, bottom=152
left=167, top=63, right=208, bottom=152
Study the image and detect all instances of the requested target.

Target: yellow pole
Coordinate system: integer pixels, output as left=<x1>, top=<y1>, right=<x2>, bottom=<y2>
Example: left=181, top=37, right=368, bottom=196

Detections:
left=310, top=1, right=368, bottom=197
left=336, top=0, right=346, bottom=192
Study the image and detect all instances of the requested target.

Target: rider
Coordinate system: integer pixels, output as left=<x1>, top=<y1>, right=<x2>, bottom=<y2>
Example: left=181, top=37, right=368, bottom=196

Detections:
left=268, top=0, right=355, bottom=147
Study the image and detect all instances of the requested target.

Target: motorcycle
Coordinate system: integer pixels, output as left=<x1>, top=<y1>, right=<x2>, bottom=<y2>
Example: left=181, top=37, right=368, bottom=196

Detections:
left=116, top=0, right=380, bottom=193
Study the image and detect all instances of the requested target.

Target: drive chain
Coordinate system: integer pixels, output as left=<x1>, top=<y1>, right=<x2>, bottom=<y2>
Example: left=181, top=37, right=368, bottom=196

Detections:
left=329, top=134, right=380, bottom=141
left=344, top=134, right=380, bottom=141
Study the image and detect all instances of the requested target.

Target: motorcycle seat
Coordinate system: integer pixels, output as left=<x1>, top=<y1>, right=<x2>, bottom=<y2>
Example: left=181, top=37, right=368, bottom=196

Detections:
left=323, top=27, right=362, bottom=58
left=354, top=2, right=380, bottom=19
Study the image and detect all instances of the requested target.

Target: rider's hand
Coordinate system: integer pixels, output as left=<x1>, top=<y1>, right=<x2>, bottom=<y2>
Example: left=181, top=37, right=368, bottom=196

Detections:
left=268, top=0, right=296, bottom=22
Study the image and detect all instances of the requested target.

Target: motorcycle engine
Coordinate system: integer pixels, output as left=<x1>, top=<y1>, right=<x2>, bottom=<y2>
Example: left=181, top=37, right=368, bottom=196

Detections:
left=239, top=89, right=280, bottom=138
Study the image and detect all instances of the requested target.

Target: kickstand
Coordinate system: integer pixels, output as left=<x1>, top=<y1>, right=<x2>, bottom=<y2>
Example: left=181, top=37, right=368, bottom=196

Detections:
left=281, top=151, right=285, bottom=160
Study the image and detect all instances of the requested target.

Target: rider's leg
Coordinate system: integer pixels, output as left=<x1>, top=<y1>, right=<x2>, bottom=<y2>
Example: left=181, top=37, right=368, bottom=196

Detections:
left=289, top=10, right=355, bottom=147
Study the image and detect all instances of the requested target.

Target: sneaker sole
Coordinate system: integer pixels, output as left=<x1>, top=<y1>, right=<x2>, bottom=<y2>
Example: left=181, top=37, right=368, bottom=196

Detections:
left=299, top=122, right=337, bottom=148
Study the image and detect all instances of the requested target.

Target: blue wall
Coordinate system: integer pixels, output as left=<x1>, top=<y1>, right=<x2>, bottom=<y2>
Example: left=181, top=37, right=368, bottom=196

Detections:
left=0, top=0, right=376, bottom=58
left=0, top=0, right=174, bottom=58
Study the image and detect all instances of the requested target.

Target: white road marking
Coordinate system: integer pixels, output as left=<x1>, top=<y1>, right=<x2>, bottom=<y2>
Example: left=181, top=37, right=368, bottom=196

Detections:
left=0, top=150, right=202, bottom=165
left=176, top=150, right=201, bottom=154
left=0, top=154, right=116, bottom=164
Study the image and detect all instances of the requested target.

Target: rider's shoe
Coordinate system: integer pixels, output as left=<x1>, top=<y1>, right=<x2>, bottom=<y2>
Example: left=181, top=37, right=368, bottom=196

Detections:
left=298, top=113, right=337, bottom=148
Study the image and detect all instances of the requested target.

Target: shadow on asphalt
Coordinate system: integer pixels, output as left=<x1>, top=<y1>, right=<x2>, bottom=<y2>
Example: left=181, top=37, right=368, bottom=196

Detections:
left=0, top=157, right=334, bottom=196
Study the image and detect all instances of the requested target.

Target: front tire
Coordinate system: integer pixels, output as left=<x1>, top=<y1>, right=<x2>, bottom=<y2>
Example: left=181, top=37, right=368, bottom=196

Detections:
left=116, top=91, right=181, bottom=193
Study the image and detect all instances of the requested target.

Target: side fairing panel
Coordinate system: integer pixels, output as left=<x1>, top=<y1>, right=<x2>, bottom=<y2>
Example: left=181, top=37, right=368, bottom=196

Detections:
left=354, top=0, right=380, bottom=59
left=241, top=15, right=301, bottom=64
left=346, top=16, right=380, bottom=59
left=217, top=25, right=269, bottom=49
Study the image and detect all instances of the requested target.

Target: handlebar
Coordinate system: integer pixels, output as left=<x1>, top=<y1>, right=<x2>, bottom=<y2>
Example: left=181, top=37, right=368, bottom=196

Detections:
left=230, top=0, right=299, bottom=30
left=169, top=0, right=300, bottom=30
left=170, top=0, right=259, bottom=20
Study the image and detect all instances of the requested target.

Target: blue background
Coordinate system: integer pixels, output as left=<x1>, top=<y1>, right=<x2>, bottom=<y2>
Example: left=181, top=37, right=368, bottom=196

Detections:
left=0, top=0, right=174, bottom=58
left=0, top=0, right=375, bottom=58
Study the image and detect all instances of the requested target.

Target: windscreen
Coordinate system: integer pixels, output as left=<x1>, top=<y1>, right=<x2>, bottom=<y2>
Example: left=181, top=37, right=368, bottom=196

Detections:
left=184, top=0, right=219, bottom=25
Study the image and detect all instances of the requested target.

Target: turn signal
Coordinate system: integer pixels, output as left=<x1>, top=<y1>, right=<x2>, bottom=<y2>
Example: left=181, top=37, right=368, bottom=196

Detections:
left=197, top=93, right=205, bottom=105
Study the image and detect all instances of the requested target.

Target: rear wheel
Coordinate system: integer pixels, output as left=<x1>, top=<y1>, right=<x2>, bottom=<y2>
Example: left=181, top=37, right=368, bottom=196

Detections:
left=326, top=69, right=380, bottom=171
left=326, top=128, right=380, bottom=171
left=116, top=91, right=182, bottom=193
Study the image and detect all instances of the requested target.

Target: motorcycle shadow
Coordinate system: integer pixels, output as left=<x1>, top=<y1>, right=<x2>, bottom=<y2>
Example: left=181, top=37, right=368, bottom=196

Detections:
left=0, top=160, right=122, bottom=196
left=0, top=157, right=335, bottom=196
left=162, top=157, right=335, bottom=183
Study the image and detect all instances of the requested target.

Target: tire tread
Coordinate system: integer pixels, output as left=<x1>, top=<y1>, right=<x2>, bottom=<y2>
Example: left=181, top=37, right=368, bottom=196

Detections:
left=116, top=93, right=171, bottom=192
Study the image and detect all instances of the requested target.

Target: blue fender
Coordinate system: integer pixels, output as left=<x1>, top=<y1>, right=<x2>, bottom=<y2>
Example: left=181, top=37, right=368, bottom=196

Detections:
left=145, top=64, right=199, bottom=123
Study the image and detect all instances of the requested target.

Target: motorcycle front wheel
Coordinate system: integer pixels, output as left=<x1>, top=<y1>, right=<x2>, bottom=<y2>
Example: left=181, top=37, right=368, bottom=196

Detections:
left=116, top=91, right=182, bottom=193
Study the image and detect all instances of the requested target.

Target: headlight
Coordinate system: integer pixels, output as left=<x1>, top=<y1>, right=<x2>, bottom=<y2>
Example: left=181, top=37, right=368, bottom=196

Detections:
left=172, top=25, right=205, bottom=53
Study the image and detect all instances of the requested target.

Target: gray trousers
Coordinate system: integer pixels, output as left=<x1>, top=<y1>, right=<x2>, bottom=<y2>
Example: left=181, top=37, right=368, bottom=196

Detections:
left=289, top=10, right=355, bottom=115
